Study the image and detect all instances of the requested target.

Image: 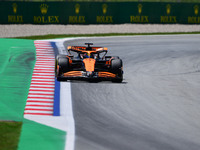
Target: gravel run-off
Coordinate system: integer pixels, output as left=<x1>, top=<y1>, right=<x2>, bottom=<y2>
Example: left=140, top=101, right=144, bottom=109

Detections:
left=1, top=24, right=200, bottom=38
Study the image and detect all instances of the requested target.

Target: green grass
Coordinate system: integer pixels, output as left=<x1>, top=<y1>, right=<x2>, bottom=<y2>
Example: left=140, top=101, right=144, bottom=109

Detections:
left=0, top=121, right=22, bottom=150
left=14, top=32, right=200, bottom=40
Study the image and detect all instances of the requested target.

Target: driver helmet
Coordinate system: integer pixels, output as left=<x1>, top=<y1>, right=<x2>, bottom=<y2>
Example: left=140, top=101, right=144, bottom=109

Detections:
left=84, top=53, right=94, bottom=58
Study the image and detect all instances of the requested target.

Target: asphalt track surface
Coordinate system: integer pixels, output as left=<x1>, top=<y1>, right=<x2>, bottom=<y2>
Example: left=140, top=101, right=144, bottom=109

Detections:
left=63, top=35, right=200, bottom=150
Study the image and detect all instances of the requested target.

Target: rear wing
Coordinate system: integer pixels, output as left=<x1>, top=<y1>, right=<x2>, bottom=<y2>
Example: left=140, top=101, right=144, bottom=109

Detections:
left=67, top=46, right=108, bottom=59
left=67, top=46, right=108, bottom=52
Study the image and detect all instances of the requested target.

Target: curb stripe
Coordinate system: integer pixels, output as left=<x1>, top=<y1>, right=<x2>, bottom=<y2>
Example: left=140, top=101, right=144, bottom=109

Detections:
left=26, top=105, right=53, bottom=107
left=27, top=98, right=53, bottom=101
left=30, top=86, right=54, bottom=88
left=27, top=101, right=54, bottom=103
left=25, top=108, right=53, bottom=111
left=29, top=89, right=54, bottom=92
left=24, top=41, right=55, bottom=116
left=28, top=93, right=54, bottom=96
left=32, top=77, right=55, bottom=79
left=32, top=73, right=55, bottom=75
left=24, top=113, right=52, bottom=116
left=31, top=83, right=54, bottom=86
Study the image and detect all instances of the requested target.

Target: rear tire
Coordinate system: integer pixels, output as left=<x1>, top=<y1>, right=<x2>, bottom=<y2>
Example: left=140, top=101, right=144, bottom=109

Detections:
left=56, top=54, right=66, bottom=60
left=110, top=59, right=123, bottom=83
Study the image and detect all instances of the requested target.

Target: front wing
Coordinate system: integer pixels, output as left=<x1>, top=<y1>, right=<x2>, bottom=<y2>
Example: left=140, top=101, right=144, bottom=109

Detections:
left=56, top=71, right=120, bottom=81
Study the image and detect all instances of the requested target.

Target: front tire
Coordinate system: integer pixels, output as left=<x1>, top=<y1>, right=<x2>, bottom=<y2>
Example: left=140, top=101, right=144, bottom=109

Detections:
left=55, top=57, right=69, bottom=80
left=58, top=57, right=69, bottom=75
left=55, top=55, right=67, bottom=76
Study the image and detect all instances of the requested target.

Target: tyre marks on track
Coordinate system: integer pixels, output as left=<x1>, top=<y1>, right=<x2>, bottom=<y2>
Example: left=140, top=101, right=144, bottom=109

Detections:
left=24, top=41, right=55, bottom=116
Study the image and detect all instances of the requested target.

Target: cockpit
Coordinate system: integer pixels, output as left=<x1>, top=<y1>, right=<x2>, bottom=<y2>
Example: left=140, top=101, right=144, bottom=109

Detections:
left=80, top=52, right=99, bottom=59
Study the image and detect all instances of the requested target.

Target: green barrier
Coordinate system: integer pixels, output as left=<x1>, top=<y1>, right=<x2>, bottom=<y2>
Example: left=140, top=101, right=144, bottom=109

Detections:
left=0, top=2, right=200, bottom=24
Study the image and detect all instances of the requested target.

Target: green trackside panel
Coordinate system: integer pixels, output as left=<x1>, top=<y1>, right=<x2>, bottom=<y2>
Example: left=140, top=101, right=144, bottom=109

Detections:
left=90, top=2, right=119, bottom=24
left=180, top=3, right=200, bottom=24
left=18, top=119, right=66, bottom=150
left=124, top=2, right=181, bottom=24
left=62, top=2, right=90, bottom=24
left=0, top=2, right=28, bottom=24
left=1, top=2, right=200, bottom=24
left=119, top=2, right=153, bottom=24
left=27, top=2, right=63, bottom=24
left=0, top=39, right=35, bottom=121
left=157, top=3, right=181, bottom=24
left=119, top=2, right=199, bottom=24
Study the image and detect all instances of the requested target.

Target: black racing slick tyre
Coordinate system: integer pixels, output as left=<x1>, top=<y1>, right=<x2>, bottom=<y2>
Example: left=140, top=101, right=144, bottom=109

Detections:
left=111, top=59, right=122, bottom=74
left=58, top=57, right=69, bottom=75
left=55, top=55, right=67, bottom=75
left=111, top=59, right=123, bottom=83
left=55, top=57, right=69, bottom=79
left=56, top=54, right=67, bottom=60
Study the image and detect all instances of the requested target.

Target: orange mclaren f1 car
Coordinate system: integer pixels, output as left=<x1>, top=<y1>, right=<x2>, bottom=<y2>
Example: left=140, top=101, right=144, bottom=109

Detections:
left=55, top=43, right=123, bottom=82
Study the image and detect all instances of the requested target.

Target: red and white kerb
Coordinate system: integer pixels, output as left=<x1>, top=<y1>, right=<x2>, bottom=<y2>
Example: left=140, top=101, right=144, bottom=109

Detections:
left=24, top=41, right=55, bottom=116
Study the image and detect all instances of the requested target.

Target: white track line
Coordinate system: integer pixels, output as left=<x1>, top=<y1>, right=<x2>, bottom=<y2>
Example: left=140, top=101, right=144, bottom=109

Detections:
left=61, top=82, right=75, bottom=150
left=55, top=39, right=76, bottom=150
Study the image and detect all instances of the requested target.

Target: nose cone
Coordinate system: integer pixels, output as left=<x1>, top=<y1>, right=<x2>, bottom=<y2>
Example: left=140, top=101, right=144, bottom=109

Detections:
left=83, top=58, right=96, bottom=72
